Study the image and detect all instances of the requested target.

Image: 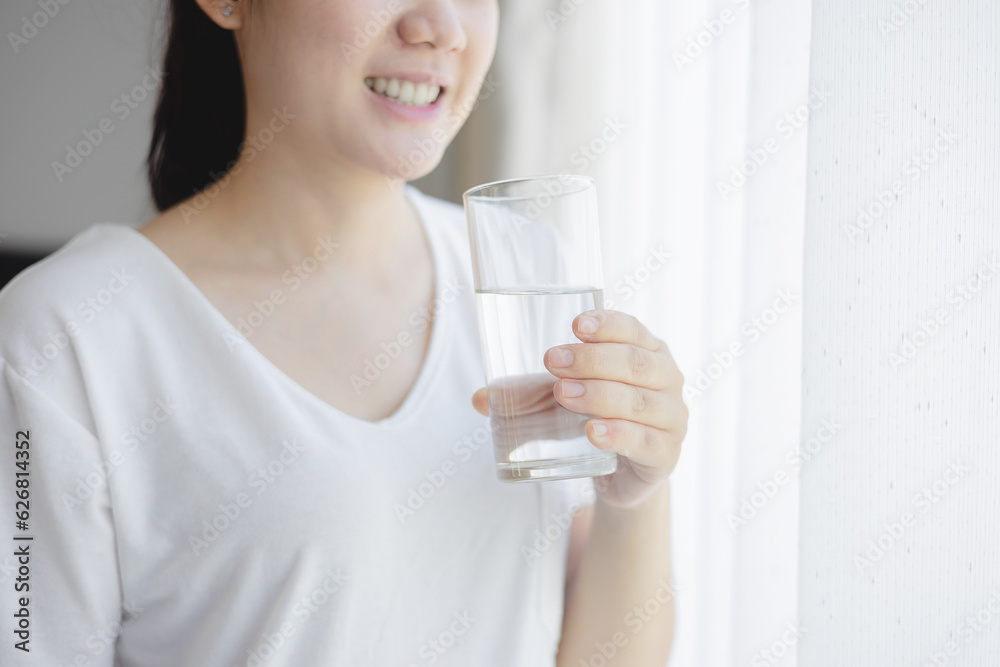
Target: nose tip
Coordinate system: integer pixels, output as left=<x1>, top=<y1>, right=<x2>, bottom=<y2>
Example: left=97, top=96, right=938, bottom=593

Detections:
left=397, top=4, right=468, bottom=52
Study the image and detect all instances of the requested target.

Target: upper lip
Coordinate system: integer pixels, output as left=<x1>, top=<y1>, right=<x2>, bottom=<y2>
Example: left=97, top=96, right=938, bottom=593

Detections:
left=365, top=71, right=453, bottom=89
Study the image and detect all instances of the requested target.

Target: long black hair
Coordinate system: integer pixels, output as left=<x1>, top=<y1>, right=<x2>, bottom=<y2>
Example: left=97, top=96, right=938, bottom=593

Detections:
left=147, top=0, right=248, bottom=212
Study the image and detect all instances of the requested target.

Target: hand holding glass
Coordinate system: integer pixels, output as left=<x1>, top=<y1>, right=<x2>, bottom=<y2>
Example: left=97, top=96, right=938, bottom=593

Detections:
left=463, top=175, right=618, bottom=482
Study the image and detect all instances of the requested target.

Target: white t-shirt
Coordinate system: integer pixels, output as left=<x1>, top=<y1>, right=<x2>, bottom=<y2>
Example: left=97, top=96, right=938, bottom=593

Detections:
left=0, top=184, right=595, bottom=667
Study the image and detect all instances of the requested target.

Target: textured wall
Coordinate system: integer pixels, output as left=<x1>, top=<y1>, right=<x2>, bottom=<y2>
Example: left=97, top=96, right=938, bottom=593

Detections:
left=800, top=1, right=1000, bottom=664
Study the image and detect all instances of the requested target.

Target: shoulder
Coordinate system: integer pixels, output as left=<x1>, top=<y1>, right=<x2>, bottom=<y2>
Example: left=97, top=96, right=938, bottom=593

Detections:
left=406, top=183, right=465, bottom=218
left=0, top=223, right=140, bottom=374
left=0, top=222, right=137, bottom=319
left=406, top=184, right=467, bottom=241
left=405, top=183, right=474, bottom=275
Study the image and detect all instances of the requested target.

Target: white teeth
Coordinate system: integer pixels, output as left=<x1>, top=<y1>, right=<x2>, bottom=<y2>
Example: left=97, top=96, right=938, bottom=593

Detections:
left=398, top=80, right=415, bottom=104
left=413, top=83, right=429, bottom=106
left=385, top=77, right=400, bottom=98
left=365, top=76, right=441, bottom=107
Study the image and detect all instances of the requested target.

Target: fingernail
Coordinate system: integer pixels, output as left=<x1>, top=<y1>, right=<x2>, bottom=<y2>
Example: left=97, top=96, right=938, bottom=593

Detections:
left=578, top=315, right=599, bottom=334
left=549, top=347, right=573, bottom=367
left=561, top=381, right=585, bottom=397
left=591, top=421, right=608, bottom=437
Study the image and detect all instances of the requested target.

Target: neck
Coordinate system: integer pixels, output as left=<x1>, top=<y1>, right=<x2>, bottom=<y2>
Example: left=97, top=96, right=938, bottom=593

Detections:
left=183, top=134, right=419, bottom=272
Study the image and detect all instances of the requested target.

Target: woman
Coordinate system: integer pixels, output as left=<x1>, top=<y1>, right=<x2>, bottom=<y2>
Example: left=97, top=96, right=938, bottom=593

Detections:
left=0, top=0, right=687, bottom=664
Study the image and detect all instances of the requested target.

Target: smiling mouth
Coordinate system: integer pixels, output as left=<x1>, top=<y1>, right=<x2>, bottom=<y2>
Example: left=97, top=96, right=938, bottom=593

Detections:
left=364, top=77, right=443, bottom=107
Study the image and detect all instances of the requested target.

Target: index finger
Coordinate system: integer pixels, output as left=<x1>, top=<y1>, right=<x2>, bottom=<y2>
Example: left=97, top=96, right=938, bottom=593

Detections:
left=572, top=309, right=663, bottom=352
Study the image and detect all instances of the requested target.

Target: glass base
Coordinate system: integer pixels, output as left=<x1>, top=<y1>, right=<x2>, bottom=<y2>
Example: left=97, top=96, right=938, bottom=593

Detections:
left=496, top=451, right=618, bottom=483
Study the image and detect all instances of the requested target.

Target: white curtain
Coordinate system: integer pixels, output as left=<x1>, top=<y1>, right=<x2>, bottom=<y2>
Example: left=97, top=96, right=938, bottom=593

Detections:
left=417, top=0, right=812, bottom=664
left=799, top=1, right=1000, bottom=664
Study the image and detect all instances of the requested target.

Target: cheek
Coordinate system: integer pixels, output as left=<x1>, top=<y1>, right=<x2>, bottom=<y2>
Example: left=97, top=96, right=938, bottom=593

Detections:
left=310, top=5, right=362, bottom=44
left=276, top=7, right=368, bottom=99
left=308, top=0, right=401, bottom=51
left=471, top=3, right=501, bottom=54
left=465, top=9, right=500, bottom=81
left=456, top=13, right=499, bottom=104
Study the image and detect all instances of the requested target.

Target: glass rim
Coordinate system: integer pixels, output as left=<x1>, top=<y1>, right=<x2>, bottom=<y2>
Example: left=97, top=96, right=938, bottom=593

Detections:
left=462, top=174, right=596, bottom=202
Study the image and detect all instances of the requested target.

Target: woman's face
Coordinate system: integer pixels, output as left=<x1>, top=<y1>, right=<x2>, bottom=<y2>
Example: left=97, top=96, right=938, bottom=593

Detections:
left=231, top=0, right=499, bottom=182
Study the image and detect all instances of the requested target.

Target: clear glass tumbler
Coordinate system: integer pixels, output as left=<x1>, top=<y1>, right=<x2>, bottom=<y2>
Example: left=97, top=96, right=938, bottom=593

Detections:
left=463, top=175, right=619, bottom=482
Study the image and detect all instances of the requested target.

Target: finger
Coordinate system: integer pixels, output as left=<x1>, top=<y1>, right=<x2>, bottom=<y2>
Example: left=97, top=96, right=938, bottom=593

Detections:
left=572, top=309, right=684, bottom=387
left=484, top=373, right=557, bottom=417
left=552, top=377, right=675, bottom=431
left=585, top=417, right=682, bottom=472
left=544, top=341, right=678, bottom=391
left=573, top=309, right=662, bottom=352
left=471, top=387, right=489, bottom=416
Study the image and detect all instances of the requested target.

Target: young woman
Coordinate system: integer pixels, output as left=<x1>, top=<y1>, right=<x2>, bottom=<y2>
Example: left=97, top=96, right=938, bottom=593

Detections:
left=0, top=1, right=687, bottom=664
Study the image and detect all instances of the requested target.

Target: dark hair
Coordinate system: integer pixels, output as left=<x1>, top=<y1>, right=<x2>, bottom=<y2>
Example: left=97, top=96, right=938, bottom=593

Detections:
left=147, top=0, right=248, bottom=212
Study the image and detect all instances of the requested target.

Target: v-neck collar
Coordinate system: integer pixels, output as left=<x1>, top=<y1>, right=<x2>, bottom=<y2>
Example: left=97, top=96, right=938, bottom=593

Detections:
left=107, top=184, right=453, bottom=430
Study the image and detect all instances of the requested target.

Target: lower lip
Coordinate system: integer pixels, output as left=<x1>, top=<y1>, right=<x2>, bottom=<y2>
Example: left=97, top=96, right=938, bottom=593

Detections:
left=366, top=85, right=445, bottom=122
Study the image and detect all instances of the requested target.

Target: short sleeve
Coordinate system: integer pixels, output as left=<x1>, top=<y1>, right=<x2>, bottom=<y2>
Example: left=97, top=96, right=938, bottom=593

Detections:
left=0, top=359, right=122, bottom=665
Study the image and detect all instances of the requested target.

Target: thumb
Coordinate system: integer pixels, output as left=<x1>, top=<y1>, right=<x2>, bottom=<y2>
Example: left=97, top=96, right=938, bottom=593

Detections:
left=471, top=387, right=489, bottom=416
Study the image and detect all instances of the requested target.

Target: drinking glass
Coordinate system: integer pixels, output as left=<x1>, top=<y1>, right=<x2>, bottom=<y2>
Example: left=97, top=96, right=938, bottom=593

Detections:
left=463, top=175, right=619, bottom=482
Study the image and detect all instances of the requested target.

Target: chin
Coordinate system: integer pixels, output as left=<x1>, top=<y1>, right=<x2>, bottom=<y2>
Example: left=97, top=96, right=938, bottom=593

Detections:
left=367, top=144, right=447, bottom=184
